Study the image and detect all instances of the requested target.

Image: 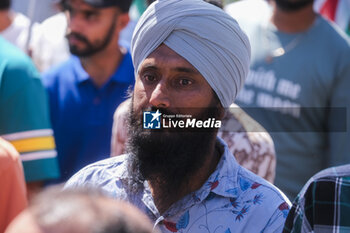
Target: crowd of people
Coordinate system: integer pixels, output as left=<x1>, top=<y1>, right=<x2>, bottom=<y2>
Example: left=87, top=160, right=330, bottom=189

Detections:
left=1, top=0, right=350, bottom=232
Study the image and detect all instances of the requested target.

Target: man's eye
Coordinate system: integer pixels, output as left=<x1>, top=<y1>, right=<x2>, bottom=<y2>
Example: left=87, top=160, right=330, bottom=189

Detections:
left=179, top=79, right=192, bottom=86
left=143, top=75, right=157, bottom=83
left=85, top=13, right=97, bottom=20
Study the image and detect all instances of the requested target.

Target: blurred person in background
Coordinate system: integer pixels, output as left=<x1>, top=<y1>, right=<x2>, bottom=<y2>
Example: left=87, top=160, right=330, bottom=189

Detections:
left=225, top=0, right=350, bottom=199
left=284, top=164, right=350, bottom=232
left=42, top=0, right=134, bottom=183
left=0, top=0, right=36, bottom=52
left=0, top=36, right=60, bottom=197
left=5, top=186, right=156, bottom=233
left=31, top=0, right=147, bottom=72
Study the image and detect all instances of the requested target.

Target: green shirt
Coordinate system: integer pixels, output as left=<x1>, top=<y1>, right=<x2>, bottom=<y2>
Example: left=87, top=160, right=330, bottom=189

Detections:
left=0, top=36, right=59, bottom=182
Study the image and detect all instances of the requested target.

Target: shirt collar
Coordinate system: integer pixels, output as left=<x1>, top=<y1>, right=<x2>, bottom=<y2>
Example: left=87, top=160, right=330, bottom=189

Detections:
left=72, top=56, right=90, bottom=83
left=110, top=52, right=134, bottom=84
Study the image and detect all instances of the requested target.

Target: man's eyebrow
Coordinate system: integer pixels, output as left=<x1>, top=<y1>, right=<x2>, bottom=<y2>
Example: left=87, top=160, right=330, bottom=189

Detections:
left=138, top=64, right=200, bottom=74
left=173, top=67, right=200, bottom=74
left=64, top=3, right=99, bottom=15
left=138, top=64, right=158, bottom=74
left=83, top=9, right=100, bottom=15
left=141, top=64, right=158, bottom=69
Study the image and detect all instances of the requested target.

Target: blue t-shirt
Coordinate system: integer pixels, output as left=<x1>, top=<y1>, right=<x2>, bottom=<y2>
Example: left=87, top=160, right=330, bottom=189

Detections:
left=43, top=54, right=134, bottom=182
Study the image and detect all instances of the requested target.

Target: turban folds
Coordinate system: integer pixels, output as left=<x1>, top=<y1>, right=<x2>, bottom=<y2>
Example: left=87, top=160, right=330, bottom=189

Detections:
left=131, top=0, right=251, bottom=108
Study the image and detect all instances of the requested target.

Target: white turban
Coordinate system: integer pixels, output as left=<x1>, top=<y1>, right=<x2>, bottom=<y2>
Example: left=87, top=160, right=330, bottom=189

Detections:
left=131, top=0, right=251, bottom=108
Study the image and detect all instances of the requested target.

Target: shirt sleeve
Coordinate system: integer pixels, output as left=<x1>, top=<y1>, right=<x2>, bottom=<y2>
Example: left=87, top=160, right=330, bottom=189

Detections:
left=0, top=58, right=60, bottom=182
left=327, top=45, right=350, bottom=167
left=261, top=201, right=291, bottom=233
left=282, top=199, right=303, bottom=233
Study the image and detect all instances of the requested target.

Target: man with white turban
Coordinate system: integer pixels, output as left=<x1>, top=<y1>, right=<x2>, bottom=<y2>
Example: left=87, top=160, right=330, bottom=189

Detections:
left=65, top=0, right=290, bottom=232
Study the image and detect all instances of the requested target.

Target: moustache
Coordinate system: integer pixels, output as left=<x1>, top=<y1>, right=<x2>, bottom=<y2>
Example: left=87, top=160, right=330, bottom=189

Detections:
left=147, top=106, right=175, bottom=116
left=132, top=106, right=176, bottom=130
left=66, top=32, right=90, bottom=44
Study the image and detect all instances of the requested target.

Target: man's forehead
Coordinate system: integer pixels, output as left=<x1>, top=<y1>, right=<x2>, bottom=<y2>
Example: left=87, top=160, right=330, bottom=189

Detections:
left=67, top=0, right=120, bottom=8
left=66, top=0, right=114, bottom=10
left=148, top=44, right=182, bottom=58
left=141, top=44, right=200, bottom=74
left=66, top=0, right=96, bottom=9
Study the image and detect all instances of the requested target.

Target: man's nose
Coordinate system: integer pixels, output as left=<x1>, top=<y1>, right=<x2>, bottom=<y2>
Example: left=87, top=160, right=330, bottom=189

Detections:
left=67, top=13, right=84, bottom=33
left=149, top=81, right=170, bottom=108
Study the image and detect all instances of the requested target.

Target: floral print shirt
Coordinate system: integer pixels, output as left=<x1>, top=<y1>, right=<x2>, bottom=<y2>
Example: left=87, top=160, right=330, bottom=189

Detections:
left=65, top=138, right=290, bottom=233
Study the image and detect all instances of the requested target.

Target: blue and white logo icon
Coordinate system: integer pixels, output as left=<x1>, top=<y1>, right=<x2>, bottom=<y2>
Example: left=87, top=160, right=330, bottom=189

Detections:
left=143, top=110, right=161, bottom=129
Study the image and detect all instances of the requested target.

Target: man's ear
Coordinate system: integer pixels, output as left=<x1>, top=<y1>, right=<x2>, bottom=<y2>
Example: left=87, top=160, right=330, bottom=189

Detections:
left=217, top=105, right=226, bottom=120
left=116, top=13, right=130, bottom=32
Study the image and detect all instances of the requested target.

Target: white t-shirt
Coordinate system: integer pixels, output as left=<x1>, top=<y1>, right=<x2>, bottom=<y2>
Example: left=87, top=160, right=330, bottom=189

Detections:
left=0, top=12, right=32, bottom=52
left=30, top=12, right=70, bottom=72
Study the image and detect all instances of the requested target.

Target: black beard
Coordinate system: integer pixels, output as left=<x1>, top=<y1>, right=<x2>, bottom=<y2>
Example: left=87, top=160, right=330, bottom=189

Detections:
left=275, top=0, right=314, bottom=12
left=66, top=16, right=116, bottom=57
left=126, top=103, right=221, bottom=198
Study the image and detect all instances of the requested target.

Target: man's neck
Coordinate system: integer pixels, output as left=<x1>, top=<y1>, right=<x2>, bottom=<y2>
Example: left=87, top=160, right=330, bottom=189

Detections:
left=148, top=140, right=221, bottom=214
left=270, top=3, right=316, bottom=33
left=80, top=45, right=125, bottom=88
left=0, top=10, right=13, bottom=32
